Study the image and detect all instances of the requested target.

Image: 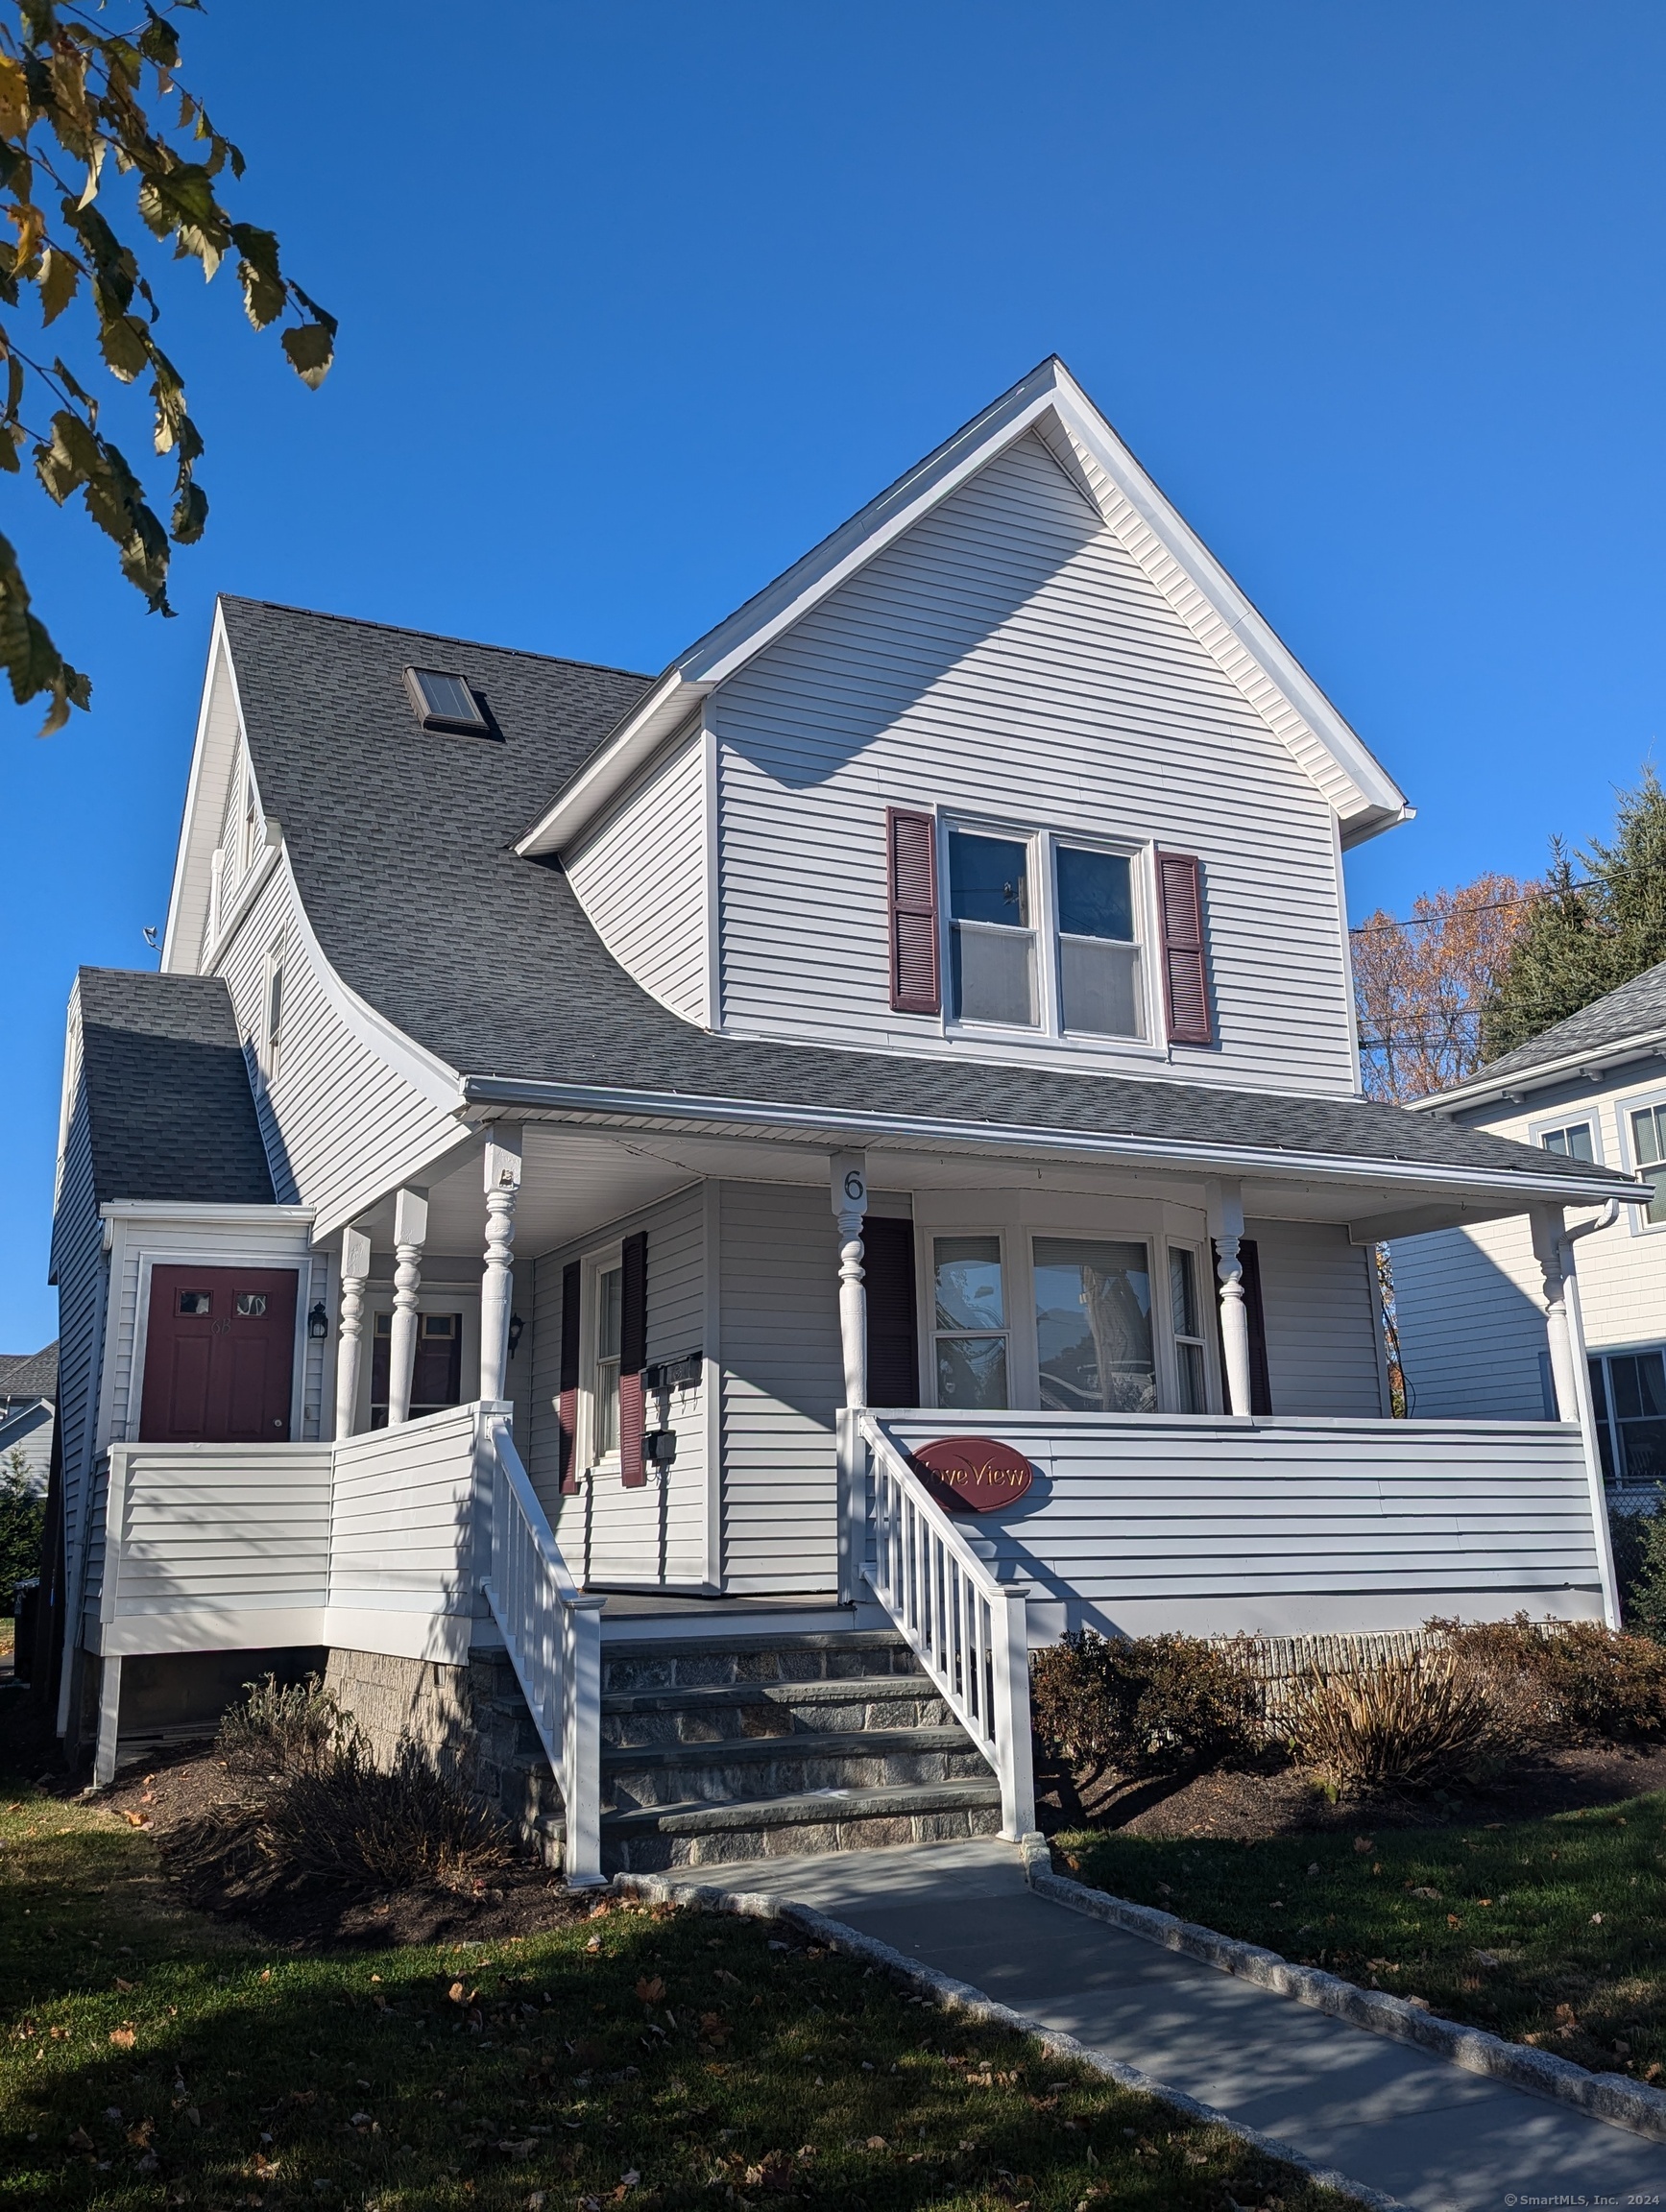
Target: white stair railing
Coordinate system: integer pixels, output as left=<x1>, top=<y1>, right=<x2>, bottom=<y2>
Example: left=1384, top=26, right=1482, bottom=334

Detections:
left=477, top=1409, right=606, bottom=1886
left=857, top=1409, right=1034, bottom=1839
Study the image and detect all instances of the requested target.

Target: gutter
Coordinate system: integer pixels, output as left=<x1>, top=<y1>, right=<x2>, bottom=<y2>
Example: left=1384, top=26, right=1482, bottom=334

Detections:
left=457, top=1072, right=1647, bottom=1208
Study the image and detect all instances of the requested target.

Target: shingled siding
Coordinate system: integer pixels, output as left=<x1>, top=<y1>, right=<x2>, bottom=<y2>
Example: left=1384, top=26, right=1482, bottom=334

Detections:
left=212, top=855, right=460, bottom=1231
left=565, top=727, right=709, bottom=1026
left=530, top=1186, right=708, bottom=1588
left=719, top=1181, right=842, bottom=1596
left=713, top=431, right=1355, bottom=1095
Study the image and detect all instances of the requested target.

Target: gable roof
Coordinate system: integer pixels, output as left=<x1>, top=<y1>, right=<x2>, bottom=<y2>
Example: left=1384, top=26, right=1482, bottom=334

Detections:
left=207, top=596, right=1632, bottom=1206
left=1412, top=957, right=1666, bottom=1115
left=0, top=1343, right=57, bottom=1403
left=517, top=356, right=1412, bottom=859
left=77, top=969, right=277, bottom=1205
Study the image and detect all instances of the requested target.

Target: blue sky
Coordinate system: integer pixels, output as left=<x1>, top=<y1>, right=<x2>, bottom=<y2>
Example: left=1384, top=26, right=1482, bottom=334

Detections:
left=3, top=0, right=1665, bottom=1348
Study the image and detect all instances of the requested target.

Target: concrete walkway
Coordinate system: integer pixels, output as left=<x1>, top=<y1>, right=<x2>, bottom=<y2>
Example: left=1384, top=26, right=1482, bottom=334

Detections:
left=697, top=1837, right=1666, bottom=2212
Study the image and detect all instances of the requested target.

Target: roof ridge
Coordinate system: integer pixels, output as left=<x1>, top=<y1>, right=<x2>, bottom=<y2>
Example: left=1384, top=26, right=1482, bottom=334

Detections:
left=217, top=594, right=654, bottom=683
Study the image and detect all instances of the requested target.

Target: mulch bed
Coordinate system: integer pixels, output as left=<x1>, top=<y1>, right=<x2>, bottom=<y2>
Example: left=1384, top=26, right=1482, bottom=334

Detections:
left=1036, top=1740, right=1666, bottom=1839
left=89, top=1739, right=590, bottom=1953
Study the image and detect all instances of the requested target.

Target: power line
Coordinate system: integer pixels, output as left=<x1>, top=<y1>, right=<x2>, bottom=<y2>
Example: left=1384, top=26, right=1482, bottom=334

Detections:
left=1348, top=879, right=1594, bottom=936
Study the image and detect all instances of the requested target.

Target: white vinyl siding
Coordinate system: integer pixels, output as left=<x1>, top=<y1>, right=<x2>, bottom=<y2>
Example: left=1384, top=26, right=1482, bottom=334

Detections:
left=713, top=431, right=1355, bottom=1094
left=718, top=1181, right=841, bottom=1595
left=1251, top=1221, right=1387, bottom=1418
left=565, top=730, right=709, bottom=1025
left=212, top=859, right=460, bottom=1231
left=530, top=1185, right=708, bottom=1586
left=880, top=1411, right=1604, bottom=1638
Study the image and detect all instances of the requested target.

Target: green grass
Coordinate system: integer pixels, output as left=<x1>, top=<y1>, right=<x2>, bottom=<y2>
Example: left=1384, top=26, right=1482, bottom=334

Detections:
left=0, top=1789, right=1345, bottom=2211
left=1057, top=1788, right=1666, bottom=2080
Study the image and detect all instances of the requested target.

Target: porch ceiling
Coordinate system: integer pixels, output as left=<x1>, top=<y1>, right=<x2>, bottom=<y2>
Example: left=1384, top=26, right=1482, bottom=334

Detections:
left=335, top=1115, right=1627, bottom=1263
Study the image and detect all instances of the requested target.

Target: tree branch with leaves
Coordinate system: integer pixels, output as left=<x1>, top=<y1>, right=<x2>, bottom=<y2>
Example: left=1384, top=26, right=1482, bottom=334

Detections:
left=0, top=0, right=333, bottom=731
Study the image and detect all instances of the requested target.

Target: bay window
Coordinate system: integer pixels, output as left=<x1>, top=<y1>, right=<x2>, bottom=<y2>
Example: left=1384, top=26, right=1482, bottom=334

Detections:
left=931, top=1235, right=1009, bottom=1409
left=1032, top=1237, right=1156, bottom=1413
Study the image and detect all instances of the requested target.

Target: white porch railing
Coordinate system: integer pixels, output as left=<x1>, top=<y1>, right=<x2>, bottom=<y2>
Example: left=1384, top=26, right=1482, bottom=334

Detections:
left=477, top=1410, right=606, bottom=1886
left=857, top=1408, right=1035, bottom=1839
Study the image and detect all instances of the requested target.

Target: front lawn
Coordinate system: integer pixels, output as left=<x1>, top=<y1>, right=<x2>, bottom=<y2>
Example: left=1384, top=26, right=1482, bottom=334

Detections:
left=0, top=1788, right=1345, bottom=2211
left=1056, top=1789, right=1666, bottom=2081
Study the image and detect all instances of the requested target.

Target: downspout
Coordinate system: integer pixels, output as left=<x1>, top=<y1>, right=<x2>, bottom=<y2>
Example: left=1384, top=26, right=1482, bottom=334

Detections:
left=1558, top=1202, right=1622, bottom=1630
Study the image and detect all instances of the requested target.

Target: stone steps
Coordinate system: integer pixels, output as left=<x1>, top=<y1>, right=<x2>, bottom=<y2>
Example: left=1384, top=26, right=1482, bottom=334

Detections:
left=471, top=1625, right=1004, bottom=1876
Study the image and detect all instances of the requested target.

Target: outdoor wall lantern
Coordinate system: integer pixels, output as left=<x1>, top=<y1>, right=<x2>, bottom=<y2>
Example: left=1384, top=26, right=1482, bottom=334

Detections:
left=508, top=1312, right=525, bottom=1357
left=308, top=1301, right=329, bottom=1341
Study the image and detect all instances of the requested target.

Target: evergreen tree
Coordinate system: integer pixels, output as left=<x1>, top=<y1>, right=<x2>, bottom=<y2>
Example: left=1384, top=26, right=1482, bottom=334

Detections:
left=1480, top=768, right=1666, bottom=1061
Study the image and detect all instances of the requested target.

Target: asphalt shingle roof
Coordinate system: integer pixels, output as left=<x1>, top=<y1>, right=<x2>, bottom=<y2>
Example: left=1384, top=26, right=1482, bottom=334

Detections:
left=77, top=968, right=276, bottom=1206
left=221, top=596, right=1621, bottom=1190
left=0, top=1343, right=57, bottom=1402
left=1463, top=958, right=1666, bottom=1086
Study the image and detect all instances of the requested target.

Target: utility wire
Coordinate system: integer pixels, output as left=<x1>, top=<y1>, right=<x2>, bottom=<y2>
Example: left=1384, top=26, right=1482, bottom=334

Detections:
left=1348, top=879, right=1595, bottom=935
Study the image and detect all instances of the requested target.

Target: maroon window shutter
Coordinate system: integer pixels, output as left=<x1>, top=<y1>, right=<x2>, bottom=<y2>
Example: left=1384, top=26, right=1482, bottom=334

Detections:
left=1156, top=851, right=1212, bottom=1046
left=558, top=1260, right=581, bottom=1494
left=618, top=1230, right=648, bottom=1488
left=887, top=807, right=940, bottom=1015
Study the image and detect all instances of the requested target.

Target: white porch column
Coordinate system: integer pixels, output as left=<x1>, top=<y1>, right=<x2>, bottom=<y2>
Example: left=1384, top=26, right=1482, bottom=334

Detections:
left=832, top=1151, right=868, bottom=1408
left=385, top=1186, right=428, bottom=1427
left=1531, top=1204, right=1579, bottom=1421
left=333, top=1221, right=372, bottom=1439
left=1546, top=1200, right=1625, bottom=1630
left=479, top=1125, right=523, bottom=1405
left=1206, top=1177, right=1253, bottom=1417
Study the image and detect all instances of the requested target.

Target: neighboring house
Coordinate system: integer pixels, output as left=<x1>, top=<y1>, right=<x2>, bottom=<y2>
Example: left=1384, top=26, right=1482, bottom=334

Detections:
left=45, top=358, right=1647, bottom=1870
left=1393, top=960, right=1666, bottom=1500
left=0, top=1342, right=56, bottom=1492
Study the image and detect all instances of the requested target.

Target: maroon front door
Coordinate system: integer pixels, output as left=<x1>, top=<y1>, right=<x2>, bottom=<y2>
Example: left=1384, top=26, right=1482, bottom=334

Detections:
left=138, top=1266, right=299, bottom=1443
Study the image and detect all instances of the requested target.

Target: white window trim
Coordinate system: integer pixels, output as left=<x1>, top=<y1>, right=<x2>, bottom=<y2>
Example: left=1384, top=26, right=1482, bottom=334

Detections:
left=578, top=1238, right=625, bottom=1475
left=922, top=1226, right=1015, bottom=1414
left=257, top=935, right=287, bottom=1088
left=1616, top=1085, right=1666, bottom=1235
left=938, top=813, right=1165, bottom=1059
left=1159, top=1236, right=1219, bottom=1415
left=1527, top=1107, right=1606, bottom=1166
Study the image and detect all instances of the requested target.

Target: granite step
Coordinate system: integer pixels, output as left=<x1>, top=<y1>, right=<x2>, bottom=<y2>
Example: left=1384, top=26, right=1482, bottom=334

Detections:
left=599, top=1776, right=1003, bottom=1872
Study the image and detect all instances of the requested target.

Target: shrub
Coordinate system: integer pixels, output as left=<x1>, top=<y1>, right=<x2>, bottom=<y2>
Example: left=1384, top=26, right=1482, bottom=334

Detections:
left=1433, top=1613, right=1666, bottom=1744
left=1282, top=1651, right=1506, bottom=1795
left=257, top=1741, right=513, bottom=1893
left=1030, top=1630, right=1260, bottom=1776
left=216, top=1671, right=361, bottom=1776
left=1615, top=1498, right=1666, bottom=1642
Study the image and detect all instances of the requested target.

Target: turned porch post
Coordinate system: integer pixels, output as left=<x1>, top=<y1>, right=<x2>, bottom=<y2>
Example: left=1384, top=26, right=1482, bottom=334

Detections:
left=385, top=1185, right=428, bottom=1426
left=1206, top=1177, right=1253, bottom=1417
left=832, top=1150, right=868, bottom=1409
left=832, top=1151, right=868, bottom=1605
left=333, top=1221, right=372, bottom=1439
left=479, top=1125, right=522, bottom=1405
left=1531, top=1203, right=1579, bottom=1421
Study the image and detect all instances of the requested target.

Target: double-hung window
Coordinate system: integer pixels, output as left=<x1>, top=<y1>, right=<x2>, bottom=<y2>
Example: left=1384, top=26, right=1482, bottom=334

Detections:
left=945, top=824, right=1147, bottom=1041
left=1168, top=1246, right=1208, bottom=1412
left=931, top=1236, right=1009, bottom=1409
left=1588, top=1347, right=1666, bottom=1483
left=1631, top=1105, right=1666, bottom=1224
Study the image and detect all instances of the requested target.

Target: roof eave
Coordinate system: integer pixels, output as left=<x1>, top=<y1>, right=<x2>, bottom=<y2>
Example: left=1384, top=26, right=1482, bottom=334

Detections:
left=457, top=1070, right=1644, bottom=1209
left=1408, top=1027, right=1666, bottom=1116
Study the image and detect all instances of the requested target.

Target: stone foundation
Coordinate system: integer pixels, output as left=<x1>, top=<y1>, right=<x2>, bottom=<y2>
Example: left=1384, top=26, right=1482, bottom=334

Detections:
left=321, top=1648, right=474, bottom=1777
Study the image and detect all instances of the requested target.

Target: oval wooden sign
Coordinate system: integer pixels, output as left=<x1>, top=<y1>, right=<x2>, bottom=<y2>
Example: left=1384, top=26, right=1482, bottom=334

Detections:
left=910, top=1435, right=1034, bottom=1514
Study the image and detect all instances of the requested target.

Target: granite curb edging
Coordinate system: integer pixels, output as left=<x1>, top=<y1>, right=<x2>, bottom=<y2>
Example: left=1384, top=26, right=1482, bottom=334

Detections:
left=1017, top=1834, right=1666, bottom=2146
left=613, top=1866, right=1407, bottom=2212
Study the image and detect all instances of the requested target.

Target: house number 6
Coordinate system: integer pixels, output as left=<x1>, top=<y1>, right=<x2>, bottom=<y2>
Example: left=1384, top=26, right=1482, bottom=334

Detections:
left=844, top=1169, right=866, bottom=1205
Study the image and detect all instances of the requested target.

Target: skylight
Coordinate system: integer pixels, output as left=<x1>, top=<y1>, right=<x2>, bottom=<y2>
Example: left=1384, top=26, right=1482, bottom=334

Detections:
left=403, top=665, right=490, bottom=735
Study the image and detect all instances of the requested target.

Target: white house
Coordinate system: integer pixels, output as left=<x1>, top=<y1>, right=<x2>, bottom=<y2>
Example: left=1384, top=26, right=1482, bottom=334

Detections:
left=1393, top=960, right=1666, bottom=1499
left=0, top=1343, right=56, bottom=1494
left=41, top=358, right=1647, bottom=1875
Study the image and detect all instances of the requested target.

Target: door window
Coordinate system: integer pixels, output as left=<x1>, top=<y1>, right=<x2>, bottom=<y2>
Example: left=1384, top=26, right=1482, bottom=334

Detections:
left=1033, top=1237, right=1155, bottom=1413
left=931, top=1236, right=1008, bottom=1409
left=370, top=1310, right=464, bottom=1426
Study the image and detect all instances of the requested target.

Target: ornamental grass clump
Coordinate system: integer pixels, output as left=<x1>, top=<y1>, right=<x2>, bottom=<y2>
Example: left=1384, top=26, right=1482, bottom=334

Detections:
left=1282, top=1649, right=1508, bottom=1796
left=216, top=1670, right=362, bottom=1776
left=1029, top=1629, right=1261, bottom=1777
left=257, top=1741, right=514, bottom=1894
